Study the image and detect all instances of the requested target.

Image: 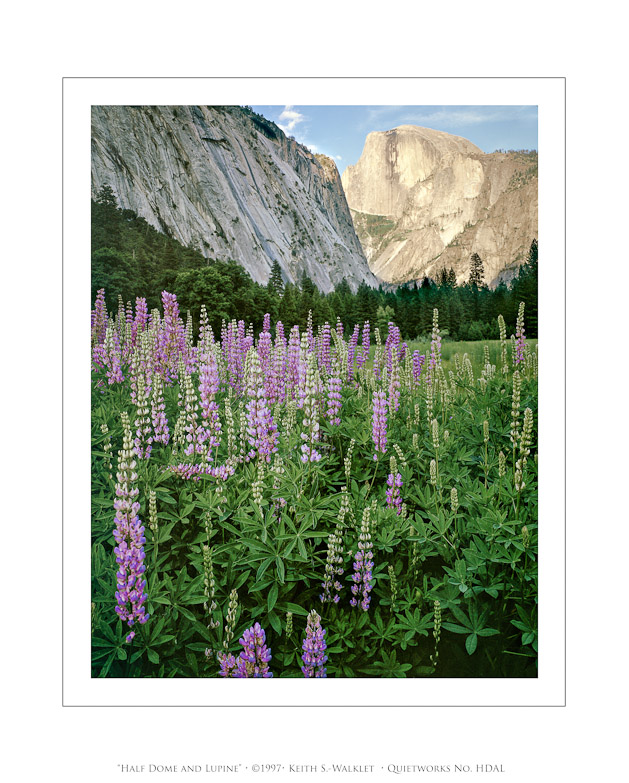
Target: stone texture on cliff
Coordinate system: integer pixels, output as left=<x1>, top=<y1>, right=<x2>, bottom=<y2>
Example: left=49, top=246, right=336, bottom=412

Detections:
left=341, top=126, right=537, bottom=286
left=91, top=106, right=376, bottom=293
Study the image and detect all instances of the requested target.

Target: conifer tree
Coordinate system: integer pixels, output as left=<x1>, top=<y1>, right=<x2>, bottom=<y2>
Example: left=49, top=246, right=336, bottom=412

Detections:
left=469, top=252, right=484, bottom=287
left=268, top=259, right=284, bottom=298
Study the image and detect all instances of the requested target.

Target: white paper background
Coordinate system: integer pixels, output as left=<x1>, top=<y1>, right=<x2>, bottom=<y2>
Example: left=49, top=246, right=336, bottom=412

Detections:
left=4, top=2, right=626, bottom=781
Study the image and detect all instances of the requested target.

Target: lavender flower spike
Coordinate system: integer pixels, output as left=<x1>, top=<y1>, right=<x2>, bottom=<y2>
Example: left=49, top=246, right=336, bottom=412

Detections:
left=113, top=412, right=149, bottom=642
left=235, top=622, right=273, bottom=678
left=386, top=472, right=403, bottom=515
left=301, top=610, right=328, bottom=678
left=350, top=507, right=374, bottom=612
left=371, top=390, right=388, bottom=460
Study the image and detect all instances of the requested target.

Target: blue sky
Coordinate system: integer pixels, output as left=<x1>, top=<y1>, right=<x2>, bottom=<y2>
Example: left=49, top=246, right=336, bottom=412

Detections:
left=251, top=105, right=538, bottom=174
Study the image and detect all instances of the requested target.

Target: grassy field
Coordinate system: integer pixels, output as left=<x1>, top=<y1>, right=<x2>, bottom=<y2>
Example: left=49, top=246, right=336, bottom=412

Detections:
left=405, top=339, right=539, bottom=377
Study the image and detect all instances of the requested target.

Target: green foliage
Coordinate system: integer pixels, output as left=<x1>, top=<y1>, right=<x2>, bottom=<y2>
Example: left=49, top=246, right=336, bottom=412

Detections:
left=91, top=331, right=538, bottom=678
left=91, top=186, right=538, bottom=339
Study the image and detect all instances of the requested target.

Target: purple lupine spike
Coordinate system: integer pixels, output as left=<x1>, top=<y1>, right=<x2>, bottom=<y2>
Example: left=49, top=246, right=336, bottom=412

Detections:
left=217, top=652, right=238, bottom=677
left=151, top=374, right=169, bottom=445
left=347, top=324, right=360, bottom=383
left=320, top=521, right=344, bottom=605
left=388, top=359, right=401, bottom=414
left=412, top=351, right=426, bottom=387
left=166, top=462, right=235, bottom=481
left=515, top=302, right=526, bottom=364
left=91, top=289, right=108, bottom=345
left=199, top=351, right=222, bottom=457
left=385, top=322, right=401, bottom=374
left=317, top=321, right=332, bottom=376
left=371, top=391, right=388, bottom=460
left=357, top=321, right=370, bottom=372
left=133, top=297, right=149, bottom=347
left=221, top=622, right=273, bottom=678
left=245, top=348, right=279, bottom=463
left=263, top=312, right=271, bottom=333
left=300, top=352, right=322, bottom=463
left=325, top=374, right=342, bottom=426
left=103, top=323, right=124, bottom=384
left=113, top=413, right=149, bottom=640
left=350, top=510, right=374, bottom=612
left=270, top=331, right=286, bottom=405
left=386, top=472, right=403, bottom=515
left=426, top=309, right=441, bottom=384
left=286, top=325, right=301, bottom=401
left=301, top=610, right=328, bottom=678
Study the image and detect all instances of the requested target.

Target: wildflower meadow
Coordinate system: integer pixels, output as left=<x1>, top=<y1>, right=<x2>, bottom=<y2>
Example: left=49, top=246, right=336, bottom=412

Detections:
left=91, top=291, right=537, bottom=678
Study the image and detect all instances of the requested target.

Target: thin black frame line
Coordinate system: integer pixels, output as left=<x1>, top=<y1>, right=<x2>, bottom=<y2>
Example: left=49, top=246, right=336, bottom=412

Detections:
left=63, top=76, right=565, bottom=708
left=63, top=76, right=565, bottom=80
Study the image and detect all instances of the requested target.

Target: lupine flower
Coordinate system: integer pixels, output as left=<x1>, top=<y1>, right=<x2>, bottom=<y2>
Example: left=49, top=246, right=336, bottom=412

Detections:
left=113, top=413, right=149, bottom=641
left=388, top=357, right=401, bottom=414
left=301, top=610, right=328, bottom=678
left=180, top=365, right=206, bottom=456
left=165, top=462, right=235, bottom=481
left=91, top=288, right=108, bottom=346
left=350, top=507, right=374, bottom=611
left=386, top=472, right=403, bottom=515
left=199, top=350, right=222, bottom=457
left=271, top=322, right=287, bottom=404
left=371, top=391, right=388, bottom=460
left=515, top=302, right=526, bottom=365
left=412, top=351, right=425, bottom=387
left=426, top=309, right=441, bottom=384
left=151, top=373, right=169, bottom=445
left=357, top=321, right=370, bottom=373
left=320, top=498, right=347, bottom=604
left=385, top=322, right=401, bottom=374
left=286, top=325, right=301, bottom=400
left=325, top=373, right=342, bottom=425
left=245, top=348, right=279, bottom=463
left=219, top=622, right=273, bottom=678
left=103, top=323, right=124, bottom=384
left=300, top=354, right=322, bottom=463
left=157, top=291, right=185, bottom=382
left=133, top=371, right=153, bottom=460
left=347, top=324, right=360, bottom=383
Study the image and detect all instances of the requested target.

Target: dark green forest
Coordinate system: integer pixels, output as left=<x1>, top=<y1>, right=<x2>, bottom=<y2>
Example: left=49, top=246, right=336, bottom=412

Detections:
left=92, top=185, right=538, bottom=339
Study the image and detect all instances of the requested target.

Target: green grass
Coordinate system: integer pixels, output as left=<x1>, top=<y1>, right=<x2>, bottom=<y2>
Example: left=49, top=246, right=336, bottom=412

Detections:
left=405, top=339, right=538, bottom=377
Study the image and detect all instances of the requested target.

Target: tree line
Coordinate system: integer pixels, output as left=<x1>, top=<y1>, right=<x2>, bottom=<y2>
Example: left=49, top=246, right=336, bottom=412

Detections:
left=92, top=185, right=537, bottom=340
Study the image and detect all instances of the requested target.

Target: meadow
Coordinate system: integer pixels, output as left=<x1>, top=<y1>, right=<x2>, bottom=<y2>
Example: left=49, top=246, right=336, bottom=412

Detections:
left=91, top=292, right=537, bottom=678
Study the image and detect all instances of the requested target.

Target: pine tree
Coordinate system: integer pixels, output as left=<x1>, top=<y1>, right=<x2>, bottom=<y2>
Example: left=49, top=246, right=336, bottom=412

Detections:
left=268, top=259, right=284, bottom=298
left=469, top=253, right=484, bottom=287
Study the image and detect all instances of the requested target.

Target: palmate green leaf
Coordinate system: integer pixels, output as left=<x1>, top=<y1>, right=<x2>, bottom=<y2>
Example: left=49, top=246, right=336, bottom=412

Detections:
left=267, top=611, right=282, bottom=635
left=285, top=603, right=309, bottom=616
left=465, top=633, right=478, bottom=654
left=97, top=652, right=116, bottom=678
left=442, top=622, right=470, bottom=634
left=256, top=557, right=274, bottom=582
left=267, top=583, right=278, bottom=613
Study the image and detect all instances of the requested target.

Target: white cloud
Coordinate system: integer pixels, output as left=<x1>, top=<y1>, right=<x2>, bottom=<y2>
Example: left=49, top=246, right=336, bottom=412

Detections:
left=275, top=106, right=343, bottom=163
left=278, top=105, right=306, bottom=133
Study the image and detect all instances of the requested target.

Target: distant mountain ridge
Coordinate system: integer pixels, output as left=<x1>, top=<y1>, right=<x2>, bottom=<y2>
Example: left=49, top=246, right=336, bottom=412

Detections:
left=341, top=125, right=537, bottom=286
left=91, top=105, right=376, bottom=293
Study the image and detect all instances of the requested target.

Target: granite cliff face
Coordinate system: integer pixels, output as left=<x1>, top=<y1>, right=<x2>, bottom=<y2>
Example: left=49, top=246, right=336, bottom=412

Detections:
left=341, top=125, right=537, bottom=286
left=91, top=106, right=376, bottom=292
